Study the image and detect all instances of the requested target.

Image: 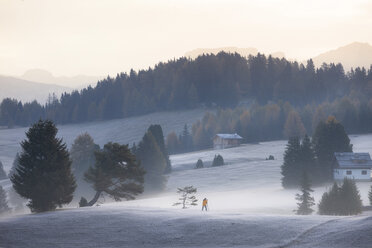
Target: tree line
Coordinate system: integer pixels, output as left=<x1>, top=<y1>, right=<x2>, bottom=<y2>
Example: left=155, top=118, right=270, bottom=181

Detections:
left=1, top=52, right=372, bottom=127
left=165, top=95, right=372, bottom=153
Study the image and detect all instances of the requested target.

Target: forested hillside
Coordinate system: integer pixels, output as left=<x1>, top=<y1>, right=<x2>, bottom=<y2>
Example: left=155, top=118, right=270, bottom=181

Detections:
left=0, top=52, right=371, bottom=127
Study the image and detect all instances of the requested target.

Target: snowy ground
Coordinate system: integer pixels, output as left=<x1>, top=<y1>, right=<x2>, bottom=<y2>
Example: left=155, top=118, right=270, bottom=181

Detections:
left=1, top=115, right=372, bottom=247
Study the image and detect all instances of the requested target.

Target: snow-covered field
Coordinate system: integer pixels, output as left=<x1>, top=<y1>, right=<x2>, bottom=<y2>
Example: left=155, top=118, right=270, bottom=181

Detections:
left=1, top=115, right=372, bottom=247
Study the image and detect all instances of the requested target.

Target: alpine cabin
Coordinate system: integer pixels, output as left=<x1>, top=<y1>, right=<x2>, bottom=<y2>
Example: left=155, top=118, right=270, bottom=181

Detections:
left=213, top=133, right=243, bottom=149
left=333, top=152, right=372, bottom=181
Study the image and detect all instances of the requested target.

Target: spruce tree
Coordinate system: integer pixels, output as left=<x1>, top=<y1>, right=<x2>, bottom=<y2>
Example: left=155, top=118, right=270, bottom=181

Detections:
left=148, top=125, right=172, bottom=174
left=84, top=142, right=145, bottom=206
left=10, top=120, right=76, bottom=212
left=312, top=116, right=352, bottom=182
left=295, top=172, right=315, bottom=215
left=369, top=185, right=372, bottom=206
left=137, top=130, right=167, bottom=192
left=281, top=137, right=301, bottom=188
left=339, top=178, right=362, bottom=215
left=318, top=179, right=362, bottom=215
left=300, top=135, right=318, bottom=184
left=0, top=186, right=10, bottom=214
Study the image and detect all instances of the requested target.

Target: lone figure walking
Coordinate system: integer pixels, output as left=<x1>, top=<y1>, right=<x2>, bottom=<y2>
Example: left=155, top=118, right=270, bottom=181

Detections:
left=202, top=198, right=208, bottom=211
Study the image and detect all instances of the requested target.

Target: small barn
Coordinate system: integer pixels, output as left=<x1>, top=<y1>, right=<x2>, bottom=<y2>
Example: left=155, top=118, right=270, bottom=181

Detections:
left=213, top=133, right=243, bottom=149
left=333, top=152, right=372, bottom=181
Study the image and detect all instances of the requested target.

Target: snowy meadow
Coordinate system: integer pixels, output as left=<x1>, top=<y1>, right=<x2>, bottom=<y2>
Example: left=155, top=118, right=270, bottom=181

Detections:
left=0, top=111, right=372, bottom=247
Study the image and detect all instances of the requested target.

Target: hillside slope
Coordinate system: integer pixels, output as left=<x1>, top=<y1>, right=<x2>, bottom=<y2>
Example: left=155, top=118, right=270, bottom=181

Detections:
left=1, top=134, right=372, bottom=247
left=0, top=75, right=72, bottom=103
left=312, top=42, right=372, bottom=71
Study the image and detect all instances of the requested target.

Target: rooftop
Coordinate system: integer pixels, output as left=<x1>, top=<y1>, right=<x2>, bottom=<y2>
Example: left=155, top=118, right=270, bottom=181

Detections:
left=215, top=133, right=243, bottom=139
left=334, top=152, right=372, bottom=169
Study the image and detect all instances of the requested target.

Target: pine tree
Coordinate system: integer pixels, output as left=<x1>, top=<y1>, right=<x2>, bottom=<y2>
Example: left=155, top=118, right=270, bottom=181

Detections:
left=137, top=130, right=167, bottom=192
left=173, top=186, right=198, bottom=209
left=148, top=125, right=172, bottom=174
left=312, top=116, right=353, bottom=182
left=0, top=186, right=10, bottom=214
left=180, top=124, right=193, bottom=152
left=281, top=137, right=301, bottom=188
left=339, top=178, right=362, bottom=215
left=10, top=120, right=76, bottom=213
left=369, top=185, right=372, bottom=206
left=195, top=159, right=204, bottom=169
left=318, top=179, right=362, bottom=215
left=0, top=161, right=7, bottom=180
left=295, top=172, right=315, bottom=215
left=300, top=135, right=319, bottom=184
left=84, top=142, right=145, bottom=206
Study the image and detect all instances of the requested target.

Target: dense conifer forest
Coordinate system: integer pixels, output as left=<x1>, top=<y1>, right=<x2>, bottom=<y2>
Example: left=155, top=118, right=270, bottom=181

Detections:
left=1, top=52, right=371, bottom=134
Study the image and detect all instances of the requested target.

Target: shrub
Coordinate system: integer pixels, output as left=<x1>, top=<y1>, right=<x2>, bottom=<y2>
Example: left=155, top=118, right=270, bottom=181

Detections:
left=212, top=154, right=224, bottom=167
left=195, top=159, right=204, bottom=169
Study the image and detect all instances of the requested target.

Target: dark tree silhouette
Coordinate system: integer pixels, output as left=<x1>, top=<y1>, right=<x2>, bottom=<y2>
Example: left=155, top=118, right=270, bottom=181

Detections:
left=10, top=120, right=76, bottom=212
left=84, top=142, right=145, bottom=206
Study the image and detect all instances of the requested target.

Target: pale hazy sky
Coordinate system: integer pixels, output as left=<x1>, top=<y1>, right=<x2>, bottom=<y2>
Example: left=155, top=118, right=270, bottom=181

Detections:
left=1, top=0, right=371, bottom=77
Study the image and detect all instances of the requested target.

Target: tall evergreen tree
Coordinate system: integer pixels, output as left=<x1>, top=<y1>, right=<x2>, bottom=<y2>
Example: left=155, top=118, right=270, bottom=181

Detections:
left=136, top=129, right=167, bottom=192
left=281, top=137, right=301, bottom=188
left=318, top=178, right=362, bottom=215
left=148, top=125, right=172, bottom=174
left=84, top=142, right=145, bottom=206
left=10, top=120, right=76, bottom=212
left=312, top=116, right=352, bottom=182
left=295, top=172, right=315, bottom=215
left=180, top=124, right=193, bottom=152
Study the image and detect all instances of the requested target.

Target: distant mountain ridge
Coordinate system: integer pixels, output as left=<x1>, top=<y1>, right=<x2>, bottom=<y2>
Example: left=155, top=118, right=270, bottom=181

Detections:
left=0, top=75, right=72, bottom=104
left=21, top=69, right=104, bottom=89
left=311, top=42, right=372, bottom=71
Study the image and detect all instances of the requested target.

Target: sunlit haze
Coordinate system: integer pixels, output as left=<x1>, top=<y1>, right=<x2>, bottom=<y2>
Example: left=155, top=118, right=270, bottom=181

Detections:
left=1, top=0, right=371, bottom=77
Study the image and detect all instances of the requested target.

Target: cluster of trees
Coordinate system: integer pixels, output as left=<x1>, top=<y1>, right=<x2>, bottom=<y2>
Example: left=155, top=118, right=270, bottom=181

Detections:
left=1, top=52, right=372, bottom=128
left=186, top=96, right=366, bottom=151
left=7, top=120, right=172, bottom=213
left=281, top=116, right=352, bottom=188
left=132, top=125, right=171, bottom=192
left=294, top=174, right=364, bottom=216
left=166, top=124, right=193, bottom=154
left=318, top=179, right=362, bottom=215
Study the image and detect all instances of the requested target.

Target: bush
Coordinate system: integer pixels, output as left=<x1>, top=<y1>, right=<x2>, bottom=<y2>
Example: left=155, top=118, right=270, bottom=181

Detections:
left=79, top=197, right=88, bottom=207
left=212, top=154, right=224, bottom=167
left=318, top=178, right=362, bottom=215
left=195, top=159, right=204, bottom=169
left=266, top=155, right=275, bottom=160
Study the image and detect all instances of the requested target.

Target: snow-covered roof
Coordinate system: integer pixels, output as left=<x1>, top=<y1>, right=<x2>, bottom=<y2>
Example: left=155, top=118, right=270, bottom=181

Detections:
left=215, top=133, right=243, bottom=140
left=334, top=152, right=372, bottom=169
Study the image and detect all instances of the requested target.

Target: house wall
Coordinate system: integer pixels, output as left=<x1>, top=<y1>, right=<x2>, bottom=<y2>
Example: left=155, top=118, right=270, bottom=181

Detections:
left=213, top=137, right=241, bottom=149
left=334, top=168, right=371, bottom=181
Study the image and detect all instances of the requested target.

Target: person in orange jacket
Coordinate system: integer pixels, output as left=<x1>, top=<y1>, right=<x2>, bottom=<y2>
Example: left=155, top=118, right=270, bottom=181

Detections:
left=202, top=198, right=208, bottom=211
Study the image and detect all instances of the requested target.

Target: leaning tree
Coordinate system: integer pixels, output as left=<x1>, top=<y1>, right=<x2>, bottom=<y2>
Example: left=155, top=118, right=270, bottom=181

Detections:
left=82, top=142, right=145, bottom=207
left=10, top=120, right=76, bottom=212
